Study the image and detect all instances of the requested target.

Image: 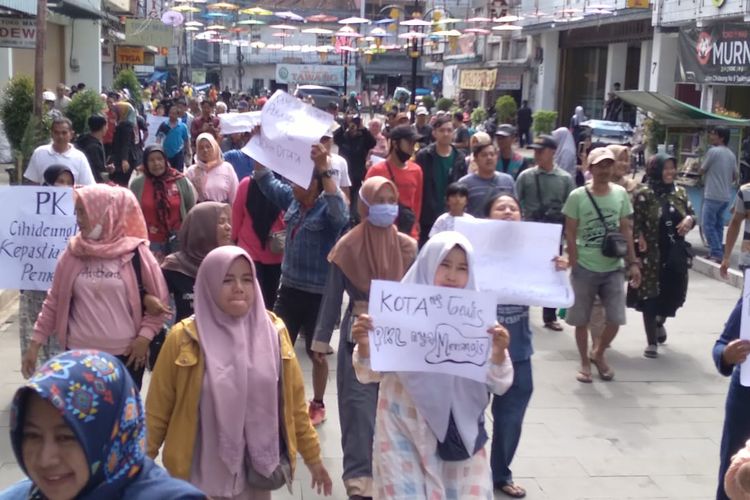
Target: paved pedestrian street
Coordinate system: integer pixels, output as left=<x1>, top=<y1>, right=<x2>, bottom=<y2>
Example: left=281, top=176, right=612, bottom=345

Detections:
left=0, top=271, right=739, bottom=499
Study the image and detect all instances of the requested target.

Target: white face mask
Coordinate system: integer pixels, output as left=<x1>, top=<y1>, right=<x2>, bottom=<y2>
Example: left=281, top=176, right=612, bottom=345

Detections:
left=87, top=223, right=103, bottom=241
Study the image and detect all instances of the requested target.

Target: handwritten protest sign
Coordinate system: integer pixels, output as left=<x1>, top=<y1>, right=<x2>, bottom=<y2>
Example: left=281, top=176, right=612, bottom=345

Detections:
left=367, top=280, right=496, bottom=382
left=145, top=115, right=168, bottom=147
left=242, top=90, right=333, bottom=187
left=219, top=111, right=261, bottom=135
left=0, top=186, right=76, bottom=291
left=740, top=269, right=750, bottom=386
left=455, top=218, right=574, bottom=308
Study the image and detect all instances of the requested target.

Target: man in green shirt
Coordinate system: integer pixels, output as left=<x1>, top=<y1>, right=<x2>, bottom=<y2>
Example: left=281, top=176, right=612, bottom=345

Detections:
left=563, top=147, right=641, bottom=384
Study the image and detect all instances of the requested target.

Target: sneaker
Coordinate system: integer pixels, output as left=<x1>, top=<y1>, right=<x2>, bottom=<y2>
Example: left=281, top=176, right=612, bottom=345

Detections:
left=644, top=345, right=658, bottom=358
left=308, top=400, right=326, bottom=426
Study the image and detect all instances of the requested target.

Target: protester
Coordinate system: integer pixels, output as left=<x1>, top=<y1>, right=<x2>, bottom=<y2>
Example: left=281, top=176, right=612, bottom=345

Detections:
left=222, top=132, right=254, bottom=181
left=156, top=104, right=191, bottom=172
left=721, top=180, right=750, bottom=279
left=162, top=202, right=232, bottom=322
left=186, top=133, right=238, bottom=204
left=232, top=173, right=285, bottom=309
left=551, top=127, right=578, bottom=177
left=146, top=246, right=333, bottom=498
left=466, top=131, right=492, bottom=174
left=516, top=134, right=575, bottom=331
left=570, top=106, right=587, bottom=146
left=311, top=177, right=417, bottom=499
left=321, top=128, right=352, bottom=201
left=458, top=142, right=515, bottom=217
left=22, top=184, right=169, bottom=388
left=334, top=114, right=376, bottom=219
left=350, top=231, right=513, bottom=499
left=103, top=93, right=118, bottom=158
left=130, top=145, right=196, bottom=263
left=253, top=143, right=349, bottom=427
left=367, top=118, right=388, bottom=163
left=24, top=117, right=95, bottom=185
left=517, top=100, right=533, bottom=148
left=563, top=148, right=640, bottom=383
left=628, top=154, right=694, bottom=358
left=1, top=351, right=205, bottom=500
left=190, top=99, right=220, bottom=144
left=603, top=83, right=623, bottom=122
left=495, top=124, right=530, bottom=179
left=414, top=107, right=433, bottom=148
left=111, top=102, right=143, bottom=187
left=75, top=114, right=108, bottom=182
left=452, top=111, right=471, bottom=156
left=54, top=83, right=70, bottom=111
left=486, top=193, right=568, bottom=498
left=701, top=126, right=738, bottom=263
left=429, top=182, right=475, bottom=237
left=607, top=144, right=639, bottom=194
left=366, top=125, right=424, bottom=238
left=713, top=299, right=750, bottom=500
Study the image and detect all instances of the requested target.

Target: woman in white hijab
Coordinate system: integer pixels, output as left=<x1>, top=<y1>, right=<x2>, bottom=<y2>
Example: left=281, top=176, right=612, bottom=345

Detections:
left=350, top=231, right=513, bottom=499
left=552, top=127, right=578, bottom=177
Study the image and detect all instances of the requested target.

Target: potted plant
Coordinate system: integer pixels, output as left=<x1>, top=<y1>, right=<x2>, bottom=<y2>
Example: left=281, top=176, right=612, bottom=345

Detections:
left=65, top=89, right=106, bottom=136
left=113, top=68, right=142, bottom=105
left=421, top=94, right=435, bottom=111
left=495, top=95, right=517, bottom=124
left=532, top=110, right=558, bottom=135
left=436, top=97, right=454, bottom=112
left=471, top=107, right=488, bottom=127
left=0, top=75, right=34, bottom=184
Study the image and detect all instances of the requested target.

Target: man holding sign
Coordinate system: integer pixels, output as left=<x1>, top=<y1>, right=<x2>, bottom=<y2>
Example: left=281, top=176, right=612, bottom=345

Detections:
left=350, top=232, right=513, bottom=499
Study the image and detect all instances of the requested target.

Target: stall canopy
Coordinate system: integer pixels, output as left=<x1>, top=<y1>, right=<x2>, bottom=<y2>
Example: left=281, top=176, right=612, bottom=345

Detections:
left=616, top=90, right=750, bottom=127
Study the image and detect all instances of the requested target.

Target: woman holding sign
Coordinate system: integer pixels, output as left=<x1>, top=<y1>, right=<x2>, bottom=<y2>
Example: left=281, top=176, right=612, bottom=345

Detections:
left=351, top=231, right=513, bottom=500
left=311, top=176, right=417, bottom=499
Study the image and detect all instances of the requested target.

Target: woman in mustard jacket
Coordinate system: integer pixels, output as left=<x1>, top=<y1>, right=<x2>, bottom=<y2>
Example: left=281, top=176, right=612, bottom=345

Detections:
left=145, top=246, right=332, bottom=500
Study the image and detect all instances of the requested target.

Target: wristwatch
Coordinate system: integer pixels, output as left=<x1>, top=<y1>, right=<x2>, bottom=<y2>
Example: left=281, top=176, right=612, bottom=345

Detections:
left=318, top=169, right=334, bottom=179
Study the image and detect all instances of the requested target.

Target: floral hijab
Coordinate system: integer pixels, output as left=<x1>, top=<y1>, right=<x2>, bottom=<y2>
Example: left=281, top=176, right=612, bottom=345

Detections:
left=10, top=351, right=146, bottom=500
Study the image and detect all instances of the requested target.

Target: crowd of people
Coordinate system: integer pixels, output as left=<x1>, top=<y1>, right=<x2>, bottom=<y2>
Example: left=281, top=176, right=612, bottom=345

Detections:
left=5, top=82, right=750, bottom=500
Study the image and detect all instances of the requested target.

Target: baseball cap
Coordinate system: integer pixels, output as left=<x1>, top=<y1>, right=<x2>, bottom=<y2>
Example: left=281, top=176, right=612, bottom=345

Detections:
left=42, top=91, right=55, bottom=101
left=389, top=125, right=418, bottom=142
left=495, top=124, right=516, bottom=137
left=416, top=107, right=429, bottom=116
left=587, top=147, right=616, bottom=166
left=396, top=112, right=410, bottom=123
left=529, top=134, right=559, bottom=150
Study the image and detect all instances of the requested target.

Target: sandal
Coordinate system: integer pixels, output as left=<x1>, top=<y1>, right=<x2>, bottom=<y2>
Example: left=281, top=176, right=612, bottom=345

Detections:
left=591, top=357, right=615, bottom=381
left=544, top=321, right=564, bottom=331
left=496, top=481, right=527, bottom=498
left=644, top=345, right=658, bottom=358
left=576, top=370, right=593, bottom=383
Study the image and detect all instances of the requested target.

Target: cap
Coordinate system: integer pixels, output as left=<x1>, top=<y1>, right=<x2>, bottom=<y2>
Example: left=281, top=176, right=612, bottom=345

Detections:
left=529, top=134, right=559, bottom=150
left=587, top=147, right=617, bottom=166
left=389, top=125, right=418, bottom=142
left=495, top=124, right=516, bottom=137
left=396, top=112, right=410, bottom=122
left=416, top=107, right=429, bottom=116
left=42, top=91, right=55, bottom=101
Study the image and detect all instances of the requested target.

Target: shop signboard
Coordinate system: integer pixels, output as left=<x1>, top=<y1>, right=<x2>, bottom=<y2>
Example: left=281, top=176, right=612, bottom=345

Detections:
left=116, top=46, right=144, bottom=65
left=275, top=64, right=355, bottom=88
left=496, top=69, right=522, bottom=90
left=679, top=23, right=750, bottom=85
left=191, top=69, right=206, bottom=84
left=625, top=0, right=650, bottom=8
left=459, top=69, right=497, bottom=91
left=0, top=17, right=36, bottom=49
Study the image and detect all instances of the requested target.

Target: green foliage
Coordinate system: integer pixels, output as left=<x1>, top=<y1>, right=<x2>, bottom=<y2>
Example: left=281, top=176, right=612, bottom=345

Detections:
left=16, top=114, right=51, bottom=183
left=420, top=94, right=435, bottom=110
left=65, top=89, right=105, bottom=135
left=0, top=75, right=34, bottom=154
left=436, top=97, right=454, bottom=112
left=643, top=117, right=666, bottom=154
left=532, top=110, right=558, bottom=135
left=470, top=107, right=488, bottom=126
left=113, top=68, right=141, bottom=104
left=495, top=95, right=517, bottom=124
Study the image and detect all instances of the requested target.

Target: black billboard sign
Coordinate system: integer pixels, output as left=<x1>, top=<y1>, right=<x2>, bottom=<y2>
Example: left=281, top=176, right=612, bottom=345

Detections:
left=679, top=23, right=750, bottom=85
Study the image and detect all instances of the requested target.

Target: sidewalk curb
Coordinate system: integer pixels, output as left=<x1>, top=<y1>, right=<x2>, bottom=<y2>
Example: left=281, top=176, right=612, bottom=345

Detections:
left=0, top=290, right=17, bottom=313
left=692, top=256, right=743, bottom=289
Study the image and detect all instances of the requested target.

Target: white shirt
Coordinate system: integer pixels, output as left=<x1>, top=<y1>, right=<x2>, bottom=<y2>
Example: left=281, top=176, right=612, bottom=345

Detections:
left=330, top=153, right=352, bottom=189
left=24, top=143, right=95, bottom=185
left=429, top=212, right=475, bottom=238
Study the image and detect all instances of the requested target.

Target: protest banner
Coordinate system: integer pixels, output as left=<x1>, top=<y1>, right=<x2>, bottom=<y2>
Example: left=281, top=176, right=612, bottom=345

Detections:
left=455, top=218, right=574, bottom=308
left=219, top=112, right=261, bottom=135
left=145, top=115, right=168, bottom=147
left=0, top=186, right=76, bottom=291
left=367, top=280, right=496, bottom=382
left=242, top=90, right=333, bottom=187
left=740, top=269, right=750, bottom=386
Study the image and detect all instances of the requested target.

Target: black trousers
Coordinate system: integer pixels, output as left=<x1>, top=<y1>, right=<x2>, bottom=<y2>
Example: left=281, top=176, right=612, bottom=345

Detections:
left=273, top=285, right=323, bottom=353
left=115, top=354, right=145, bottom=390
left=254, top=261, right=282, bottom=311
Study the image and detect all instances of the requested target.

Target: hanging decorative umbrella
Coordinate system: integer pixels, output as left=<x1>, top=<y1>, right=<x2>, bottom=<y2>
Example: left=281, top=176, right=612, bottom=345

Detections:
left=432, top=29, right=462, bottom=36
left=370, top=27, right=387, bottom=36
left=161, top=10, right=184, bottom=26
left=206, top=24, right=227, bottom=30
left=266, top=43, right=284, bottom=49
left=466, top=16, right=492, bottom=22
left=306, top=14, right=338, bottom=22
left=185, top=26, right=200, bottom=31
left=493, top=15, right=523, bottom=22
left=172, top=5, right=200, bottom=12
left=232, top=39, right=251, bottom=46
left=204, top=12, right=230, bottom=17
left=184, top=20, right=204, bottom=27
left=302, top=27, right=334, bottom=34
left=250, top=41, right=266, bottom=48
left=282, top=45, right=302, bottom=51
left=194, top=30, right=219, bottom=40
left=336, top=27, right=363, bottom=38
left=272, top=32, right=292, bottom=37
left=585, top=8, right=612, bottom=14
left=240, top=7, right=273, bottom=15
left=207, top=2, right=239, bottom=10
left=398, top=31, right=429, bottom=39
left=373, top=18, right=395, bottom=24
left=237, top=19, right=266, bottom=25
left=269, top=24, right=299, bottom=30
left=492, top=24, right=523, bottom=31
left=434, top=17, right=462, bottom=24
left=400, top=19, right=432, bottom=27
left=587, top=3, right=613, bottom=8
left=174, top=0, right=207, bottom=3
left=464, top=27, right=491, bottom=34
left=339, top=16, right=370, bottom=24
left=275, top=11, right=305, bottom=22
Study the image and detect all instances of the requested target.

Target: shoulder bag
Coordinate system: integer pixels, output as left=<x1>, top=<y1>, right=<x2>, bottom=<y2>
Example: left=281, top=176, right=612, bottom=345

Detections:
left=662, top=200, right=693, bottom=274
left=584, top=189, right=628, bottom=258
left=531, top=171, right=565, bottom=224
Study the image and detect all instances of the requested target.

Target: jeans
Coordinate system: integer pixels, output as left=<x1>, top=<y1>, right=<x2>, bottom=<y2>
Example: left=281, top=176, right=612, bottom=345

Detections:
left=490, top=359, right=533, bottom=484
left=703, top=198, right=729, bottom=260
left=717, top=371, right=750, bottom=500
left=168, top=150, right=185, bottom=172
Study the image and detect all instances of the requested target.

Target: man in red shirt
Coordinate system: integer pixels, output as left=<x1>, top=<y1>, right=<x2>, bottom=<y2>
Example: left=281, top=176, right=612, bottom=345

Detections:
left=103, top=92, right=118, bottom=159
left=366, top=125, right=423, bottom=240
left=190, top=99, right=220, bottom=146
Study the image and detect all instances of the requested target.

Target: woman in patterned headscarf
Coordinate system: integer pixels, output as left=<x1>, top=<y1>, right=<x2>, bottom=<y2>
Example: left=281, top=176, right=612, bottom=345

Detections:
left=0, top=350, right=205, bottom=499
left=22, top=184, right=169, bottom=388
left=111, top=102, right=143, bottom=186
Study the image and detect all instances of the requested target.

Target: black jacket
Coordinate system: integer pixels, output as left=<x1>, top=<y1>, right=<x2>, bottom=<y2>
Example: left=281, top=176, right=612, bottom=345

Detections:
left=415, top=144, right=467, bottom=231
left=517, top=106, right=533, bottom=129
left=75, top=133, right=106, bottom=183
left=111, top=121, right=143, bottom=186
left=334, top=126, right=376, bottom=183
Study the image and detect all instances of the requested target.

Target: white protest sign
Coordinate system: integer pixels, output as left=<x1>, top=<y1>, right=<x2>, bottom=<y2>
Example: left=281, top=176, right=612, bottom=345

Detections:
left=367, top=279, right=496, bottom=383
left=219, top=111, right=261, bottom=135
left=0, top=186, right=77, bottom=291
left=455, top=218, right=574, bottom=308
left=242, top=90, right=334, bottom=187
left=145, top=115, right=168, bottom=147
left=740, top=269, right=750, bottom=386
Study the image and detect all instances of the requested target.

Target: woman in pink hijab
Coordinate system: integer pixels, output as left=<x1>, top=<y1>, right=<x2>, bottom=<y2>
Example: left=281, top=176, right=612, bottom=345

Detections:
left=185, top=132, right=239, bottom=204
left=22, top=184, right=169, bottom=388
left=146, top=246, right=332, bottom=499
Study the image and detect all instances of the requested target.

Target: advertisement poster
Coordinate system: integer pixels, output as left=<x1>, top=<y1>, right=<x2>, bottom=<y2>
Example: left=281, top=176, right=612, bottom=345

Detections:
left=679, top=23, right=750, bottom=84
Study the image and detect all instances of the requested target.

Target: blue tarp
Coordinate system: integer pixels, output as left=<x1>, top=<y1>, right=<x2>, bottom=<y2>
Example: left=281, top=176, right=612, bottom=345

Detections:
left=147, top=71, right=168, bottom=83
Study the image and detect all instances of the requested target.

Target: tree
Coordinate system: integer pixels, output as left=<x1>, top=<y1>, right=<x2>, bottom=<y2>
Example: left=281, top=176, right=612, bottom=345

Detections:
left=532, top=110, right=558, bottom=135
left=495, top=95, right=517, bottom=124
left=65, top=89, right=106, bottom=135
left=436, top=97, right=454, bottom=112
left=113, top=68, right=142, bottom=104
left=0, top=75, right=34, bottom=154
left=470, top=107, right=488, bottom=126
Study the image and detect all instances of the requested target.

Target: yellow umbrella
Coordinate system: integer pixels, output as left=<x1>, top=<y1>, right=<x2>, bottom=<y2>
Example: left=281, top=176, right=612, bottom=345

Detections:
left=239, top=7, right=273, bottom=15
left=207, top=2, right=239, bottom=10
left=172, top=5, right=200, bottom=12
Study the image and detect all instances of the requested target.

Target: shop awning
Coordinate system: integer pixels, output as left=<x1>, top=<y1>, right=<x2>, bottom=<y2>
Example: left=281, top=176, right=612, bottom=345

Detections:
left=616, top=90, right=750, bottom=127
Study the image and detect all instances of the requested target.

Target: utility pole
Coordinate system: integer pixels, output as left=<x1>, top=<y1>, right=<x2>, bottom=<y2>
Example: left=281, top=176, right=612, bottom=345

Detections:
left=33, top=0, right=47, bottom=118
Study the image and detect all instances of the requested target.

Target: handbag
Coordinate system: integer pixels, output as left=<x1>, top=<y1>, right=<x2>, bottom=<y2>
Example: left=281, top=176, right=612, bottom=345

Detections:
left=268, top=230, right=286, bottom=255
left=662, top=201, right=693, bottom=273
left=584, top=189, right=628, bottom=258
left=131, top=249, right=168, bottom=370
left=385, top=161, right=417, bottom=233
